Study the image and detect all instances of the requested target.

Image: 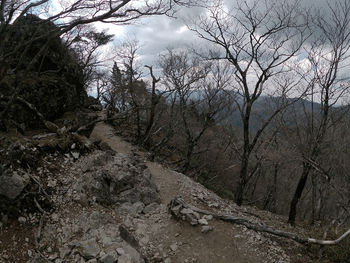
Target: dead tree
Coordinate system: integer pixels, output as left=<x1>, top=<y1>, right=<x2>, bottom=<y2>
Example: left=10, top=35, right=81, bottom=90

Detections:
left=159, top=50, right=233, bottom=173
left=189, top=0, right=309, bottom=205
left=143, top=65, right=161, bottom=148
left=287, top=1, right=350, bottom=225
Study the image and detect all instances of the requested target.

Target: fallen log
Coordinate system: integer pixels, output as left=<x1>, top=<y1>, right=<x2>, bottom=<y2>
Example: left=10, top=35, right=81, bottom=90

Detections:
left=168, top=196, right=350, bottom=246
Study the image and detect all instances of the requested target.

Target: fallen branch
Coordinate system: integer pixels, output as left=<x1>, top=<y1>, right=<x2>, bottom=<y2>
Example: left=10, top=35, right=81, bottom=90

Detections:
left=13, top=96, right=59, bottom=132
left=168, top=196, right=350, bottom=246
left=27, top=171, right=49, bottom=198
left=34, top=197, right=46, bottom=214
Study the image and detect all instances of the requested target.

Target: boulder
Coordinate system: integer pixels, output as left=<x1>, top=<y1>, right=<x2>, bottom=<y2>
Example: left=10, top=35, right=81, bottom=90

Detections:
left=73, top=151, right=160, bottom=206
left=0, top=14, right=86, bottom=129
left=0, top=171, right=30, bottom=199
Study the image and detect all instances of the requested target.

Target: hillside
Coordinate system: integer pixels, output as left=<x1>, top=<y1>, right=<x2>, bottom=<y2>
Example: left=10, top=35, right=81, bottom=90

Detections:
left=1, top=110, right=344, bottom=263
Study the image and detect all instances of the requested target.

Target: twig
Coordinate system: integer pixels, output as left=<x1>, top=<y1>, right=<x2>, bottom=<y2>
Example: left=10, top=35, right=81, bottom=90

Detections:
left=27, top=172, right=49, bottom=198
left=35, top=214, right=45, bottom=248
left=34, top=197, right=46, bottom=214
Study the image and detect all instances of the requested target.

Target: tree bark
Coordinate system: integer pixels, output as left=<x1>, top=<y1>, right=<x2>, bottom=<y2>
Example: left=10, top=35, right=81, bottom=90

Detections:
left=235, top=153, right=249, bottom=206
left=288, top=162, right=312, bottom=225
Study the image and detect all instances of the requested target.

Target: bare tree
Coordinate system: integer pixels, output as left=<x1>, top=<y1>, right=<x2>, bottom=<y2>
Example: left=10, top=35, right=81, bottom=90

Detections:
left=143, top=65, right=162, bottom=148
left=286, top=1, right=350, bottom=225
left=189, top=0, right=308, bottom=205
left=64, top=25, right=114, bottom=91
left=159, top=49, right=234, bottom=173
left=94, top=70, right=109, bottom=101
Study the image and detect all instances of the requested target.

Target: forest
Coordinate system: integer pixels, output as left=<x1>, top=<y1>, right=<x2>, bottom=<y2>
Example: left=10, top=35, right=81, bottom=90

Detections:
left=0, top=0, right=350, bottom=261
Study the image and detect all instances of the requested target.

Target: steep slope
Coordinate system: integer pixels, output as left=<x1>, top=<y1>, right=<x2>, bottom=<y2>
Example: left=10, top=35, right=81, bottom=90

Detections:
left=88, top=115, right=307, bottom=263
left=0, top=111, right=315, bottom=263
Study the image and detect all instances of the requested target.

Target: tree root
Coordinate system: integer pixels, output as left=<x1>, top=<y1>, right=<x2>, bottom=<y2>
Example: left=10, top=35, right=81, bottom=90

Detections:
left=168, top=196, right=350, bottom=246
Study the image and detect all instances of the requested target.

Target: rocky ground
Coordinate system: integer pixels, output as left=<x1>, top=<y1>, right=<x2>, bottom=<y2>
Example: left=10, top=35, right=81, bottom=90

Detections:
left=0, top=111, right=318, bottom=263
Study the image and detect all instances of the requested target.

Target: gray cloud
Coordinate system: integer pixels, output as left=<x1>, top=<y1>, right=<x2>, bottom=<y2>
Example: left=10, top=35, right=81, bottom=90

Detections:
left=113, top=5, right=207, bottom=67
left=103, top=0, right=342, bottom=71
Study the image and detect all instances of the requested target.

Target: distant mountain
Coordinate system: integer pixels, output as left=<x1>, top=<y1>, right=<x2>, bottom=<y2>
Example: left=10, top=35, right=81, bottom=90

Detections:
left=187, top=89, right=349, bottom=132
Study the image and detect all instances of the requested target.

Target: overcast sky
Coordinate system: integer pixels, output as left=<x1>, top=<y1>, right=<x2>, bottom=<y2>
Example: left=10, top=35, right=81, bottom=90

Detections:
left=95, top=4, right=206, bottom=70
left=94, top=0, right=335, bottom=72
left=88, top=0, right=350, bottom=104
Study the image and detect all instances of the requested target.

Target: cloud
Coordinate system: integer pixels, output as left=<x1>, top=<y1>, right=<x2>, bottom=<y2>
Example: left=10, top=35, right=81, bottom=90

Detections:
left=92, top=0, right=345, bottom=73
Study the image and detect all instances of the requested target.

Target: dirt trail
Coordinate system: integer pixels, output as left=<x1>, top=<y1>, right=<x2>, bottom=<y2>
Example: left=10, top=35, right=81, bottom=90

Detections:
left=88, top=118, right=292, bottom=263
left=90, top=118, right=134, bottom=155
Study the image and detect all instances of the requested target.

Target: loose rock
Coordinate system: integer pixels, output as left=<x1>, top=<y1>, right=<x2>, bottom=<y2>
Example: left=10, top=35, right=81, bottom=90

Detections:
left=77, top=238, right=100, bottom=260
left=201, top=226, right=213, bottom=233
left=0, top=172, right=30, bottom=200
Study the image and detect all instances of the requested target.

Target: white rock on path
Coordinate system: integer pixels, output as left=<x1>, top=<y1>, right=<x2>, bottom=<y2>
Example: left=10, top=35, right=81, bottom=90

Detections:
left=170, top=243, right=178, bottom=252
left=201, top=226, right=213, bottom=233
left=18, top=216, right=26, bottom=224
left=198, top=218, right=208, bottom=225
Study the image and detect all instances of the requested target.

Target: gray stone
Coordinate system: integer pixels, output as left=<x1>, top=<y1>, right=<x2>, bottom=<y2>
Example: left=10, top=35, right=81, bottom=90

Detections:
left=47, top=179, right=57, bottom=187
left=198, top=218, right=208, bottom=225
left=0, top=172, right=30, bottom=199
left=164, top=258, right=172, bottom=263
left=119, top=202, right=135, bottom=215
left=133, top=202, right=145, bottom=214
left=18, top=216, right=27, bottom=224
left=74, top=193, right=89, bottom=206
left=203, top=215, right=213, bottom=221
left=117, top=255, right=132, bottom=263
left=71, top=152, right=80, bottom=159
left=143, top=203, right=159, bottom=214
left=48, top=253, right=58, bottom=260
left=201, top=226, right=213, bottom=233
left=57, top=126, right=67, bottom=135
left=180, top=208, right=193, bottom=215
left=51, top=213, right=59, bottom=222
left=139, top=236, right=149, bottom=246
left=59, top=246, right=71, bottom=259
left=78, top=238, right=100, bottom=260
left=170, top=243, right=178, bottom=252
left=179, top=208, right=199, bottom=225
left=100, top=235, right=113, bottom=247
left=76, top=152, right=160, bottom=206
left=99, top=254, right=116, bottom=263
left=120, top=201, right=145, bottom=215
left=180, top=208, right=200, bottom=220
left=116, top=248, right=125, bottom=255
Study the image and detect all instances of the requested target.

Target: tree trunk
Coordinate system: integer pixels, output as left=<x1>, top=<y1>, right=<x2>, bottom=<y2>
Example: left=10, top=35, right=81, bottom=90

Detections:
left=288, top=162, right=312, bottom=225
left=182, top=141, right=195, bottom=174
left=142, top=67, right=159, bottom=148
left=235, top=101, right=252, bottom=206
left=264, top=163, right=278, bottom=212
left=235, top=154, right=249, bottom=206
